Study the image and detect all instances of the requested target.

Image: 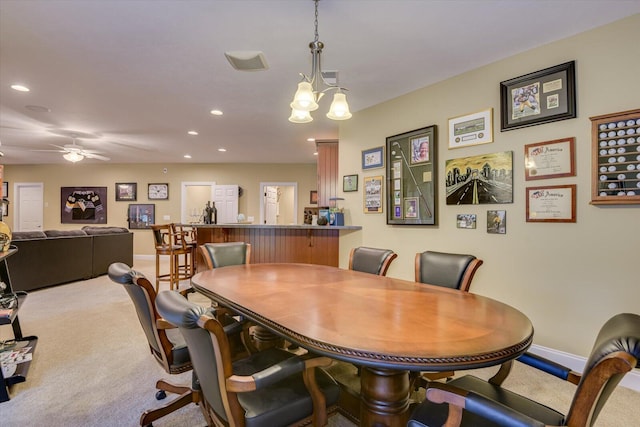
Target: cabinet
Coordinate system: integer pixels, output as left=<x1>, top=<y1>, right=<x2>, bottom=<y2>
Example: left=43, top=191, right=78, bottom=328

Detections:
left=590, top=108, right=640, bottom=205
left=0, top=248, right=37, bottom=402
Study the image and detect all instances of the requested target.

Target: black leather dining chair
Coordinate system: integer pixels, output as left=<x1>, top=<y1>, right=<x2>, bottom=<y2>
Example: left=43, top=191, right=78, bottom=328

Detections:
left=348, top=246, right=398, bottom=276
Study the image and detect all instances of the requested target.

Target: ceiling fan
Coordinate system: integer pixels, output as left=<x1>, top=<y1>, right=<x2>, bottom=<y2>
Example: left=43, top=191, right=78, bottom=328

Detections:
left=32, top=137, right=110, bottom=162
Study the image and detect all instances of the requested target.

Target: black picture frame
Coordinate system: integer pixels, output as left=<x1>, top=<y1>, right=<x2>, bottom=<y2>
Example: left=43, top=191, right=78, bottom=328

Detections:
left=385, top=125, right=437, bottom=225
left=127, top=203, right=155, bottom=229
left=148, top=183, right=169, bottom=200
left=343, top=174, right=358, bottom=192
left=500, top=61, right=576, bottom=131
left=60, top=186, right=108, bottom=224
left=2, top=182, right=7, bottom=199
left=115, top=182, right=137, bottom=201
left=309, top=190, right=318, bottom=204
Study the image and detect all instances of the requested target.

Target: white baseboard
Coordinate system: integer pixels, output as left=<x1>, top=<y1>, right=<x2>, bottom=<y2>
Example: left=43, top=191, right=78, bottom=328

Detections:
left=529, top=344, right=640, bottom=392
left=134, top=254, right=155, bottom=261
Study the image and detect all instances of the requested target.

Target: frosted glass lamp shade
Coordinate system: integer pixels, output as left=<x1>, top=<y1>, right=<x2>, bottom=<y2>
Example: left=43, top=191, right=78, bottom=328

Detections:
left=290, top=81, right=319, bottom=112
left=63, top=152, right=84, bottom=162
left=288, top=108, right=313, bottom=123
left=326, top=92, right=352, bottom=120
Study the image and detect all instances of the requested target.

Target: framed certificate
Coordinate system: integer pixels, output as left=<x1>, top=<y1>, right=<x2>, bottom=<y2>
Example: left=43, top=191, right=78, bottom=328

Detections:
left=526, top=184, right=576, bottom=222
left=524, top=137, right=575, bottom=180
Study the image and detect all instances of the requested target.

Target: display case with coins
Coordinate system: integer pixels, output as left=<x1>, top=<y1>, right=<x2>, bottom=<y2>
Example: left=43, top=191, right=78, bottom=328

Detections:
left=590, top=108, right=640, bottom=205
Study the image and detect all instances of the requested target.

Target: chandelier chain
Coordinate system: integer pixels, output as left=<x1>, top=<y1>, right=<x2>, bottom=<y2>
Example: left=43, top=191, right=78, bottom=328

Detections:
left=314, top=0, right=319, bottom=43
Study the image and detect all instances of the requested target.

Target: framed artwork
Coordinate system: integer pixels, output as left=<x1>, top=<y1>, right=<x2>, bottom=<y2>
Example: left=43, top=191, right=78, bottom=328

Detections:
left=526, top=184, right=576, bottom=223
left=115, top=182, right=137, bottom=201
left=343, top=174, right=358, bottom=192
left=310, top=190, right=318, bottom=204
left=362, top=146, right=384, bottom=170
left=1, top=182, right=7, bottom=199
left=60, top=186, right=108, bottom=224
left=448, top=108, right=493, bottom=149
left=386, top=125, right=437, bottom=225
left=456, top=214, right=477, bottom=229
left=487, top=210, right=507, bottom=234
left=500, top=61, right=576, bottom=131
left=127, top=204, right=155, bottom=229
left=525, top=137, right=575, bottom=180
left=148, top=183, right=169, bottom=200
left=364, top=175, right=383, bottom=213
left=445, top=151, right=513, bottom=205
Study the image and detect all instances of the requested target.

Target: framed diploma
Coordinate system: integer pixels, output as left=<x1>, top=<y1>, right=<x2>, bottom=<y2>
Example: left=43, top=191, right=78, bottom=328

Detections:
left=526, top=184, right=576, bottom=223
left=524, top=137, right=575, bottom=180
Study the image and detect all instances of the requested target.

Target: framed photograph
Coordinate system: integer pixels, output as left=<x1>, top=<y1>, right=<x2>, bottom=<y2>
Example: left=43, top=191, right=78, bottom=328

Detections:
left=362, top=146, right=384, bottom=170
left=127, top=204, right=155, bottom=229
left=364, top=175, right=383, bottom=213
left=385, top=125, right=437, bottom=225
left=1, top=181, right=7, bottom=199
left=310, top=190, right=318, bottom=204
left=525, top=137, right=575, bottom=180
left=445, top=151, right=513, bottom=205
left=115, top=182, right=137, bottom=201
left=487, top=210, right=507, bottom=234
left=448, top=108, right=493, bottom=149
left=526, top=184, right=576, bottom=223
left=60, top=186, right=107, bottom=224
left=148, top=183, right=169, bottom=200
left=343, top=174, right=358, bottom=192
left=500, top=61, right=576, bottom=131
left=1, top=200, right=7, bottom=218
left=456, top=214, right=477, bottom=229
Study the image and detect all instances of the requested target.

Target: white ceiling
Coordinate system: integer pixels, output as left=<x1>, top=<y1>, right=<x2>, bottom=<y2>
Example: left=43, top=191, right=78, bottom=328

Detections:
left=1, top=1, right=638, bottom=165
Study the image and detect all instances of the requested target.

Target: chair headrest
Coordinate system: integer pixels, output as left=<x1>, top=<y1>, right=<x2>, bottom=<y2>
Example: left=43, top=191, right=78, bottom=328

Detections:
left=156, top=290, right=212, bottom=329
left=585, top=313, right=640, bottom=371
left=108, top=262, right=137, bottom=285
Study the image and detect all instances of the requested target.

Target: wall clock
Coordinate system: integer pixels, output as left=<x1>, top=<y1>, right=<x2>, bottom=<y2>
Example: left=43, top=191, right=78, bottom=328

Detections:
left=148, top=183, right=169, bottom=200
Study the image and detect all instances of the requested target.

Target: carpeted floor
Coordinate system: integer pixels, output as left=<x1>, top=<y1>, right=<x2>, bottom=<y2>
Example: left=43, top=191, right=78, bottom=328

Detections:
left=0, top=258, right=637, bottom=426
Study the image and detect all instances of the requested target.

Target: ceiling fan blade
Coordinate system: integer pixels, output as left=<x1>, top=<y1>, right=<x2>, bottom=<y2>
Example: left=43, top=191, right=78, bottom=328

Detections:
left=82, top=152, right=110, bottom=161
left=31, top=148, right=65, bottom=152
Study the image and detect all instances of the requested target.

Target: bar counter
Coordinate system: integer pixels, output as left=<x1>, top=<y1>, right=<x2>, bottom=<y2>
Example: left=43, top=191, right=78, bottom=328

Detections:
left=192, top=223, right=361, bottom=268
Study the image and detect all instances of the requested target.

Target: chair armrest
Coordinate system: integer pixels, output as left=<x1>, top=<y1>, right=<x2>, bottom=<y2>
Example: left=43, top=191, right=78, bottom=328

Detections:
left=156, top=318, right=177, bottom=329
left=227, top=355, right=305, bottom=392
left=426, top=383, right=549, bottom=427
left=518, top=352, right=580, bottom=384
left=179, top=287, right=195, bottom=297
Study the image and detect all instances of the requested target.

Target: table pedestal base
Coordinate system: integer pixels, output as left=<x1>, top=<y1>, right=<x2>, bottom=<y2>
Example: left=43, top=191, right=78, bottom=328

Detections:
left=360, top=367, right=410, bottom=427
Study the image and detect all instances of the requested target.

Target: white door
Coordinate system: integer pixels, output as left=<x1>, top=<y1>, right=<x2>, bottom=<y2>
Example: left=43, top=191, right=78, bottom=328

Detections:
left=16, top=183, right=44, bottom=231
left=264, top=186, right=278, bottom=225
left=213, top=185, right=239, bottom=224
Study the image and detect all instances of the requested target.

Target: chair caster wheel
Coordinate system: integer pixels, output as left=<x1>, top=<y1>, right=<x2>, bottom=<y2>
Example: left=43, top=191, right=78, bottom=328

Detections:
left=156, top=390, right=166, bottom=400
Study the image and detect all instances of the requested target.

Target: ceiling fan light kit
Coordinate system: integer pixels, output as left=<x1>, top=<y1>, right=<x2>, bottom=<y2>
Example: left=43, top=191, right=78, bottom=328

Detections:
left=288, top=0, right=351, bottom=123
left=63, top=151, right=84, bottom=163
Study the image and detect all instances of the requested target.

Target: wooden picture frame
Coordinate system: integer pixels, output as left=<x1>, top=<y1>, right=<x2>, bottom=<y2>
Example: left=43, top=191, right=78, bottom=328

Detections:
left=127, top=203, right=155, bottom=229
left=364, top=175, right=383, bottom=213
left=448, top=108, right=493, bottom=149
left=525, top=137, right=575, bottom=180
left=500, top=61, right=576, bottom=131
left=115, top=182, right=137, bottom=201
left=526, top=184, right=576, bottom=223
left=343, top=174, right=358, bottom=192
left=386, top=125, right=437, bottom=225
left=148, top=183, right=169, bottom=200
left=362, top=146, right=384, bottom=170
left=310, top=190, right=318, bottom=204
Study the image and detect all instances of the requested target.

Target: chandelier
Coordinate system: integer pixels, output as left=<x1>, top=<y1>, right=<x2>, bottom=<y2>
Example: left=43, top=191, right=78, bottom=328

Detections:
left=288, top=0, right=351, bottom=123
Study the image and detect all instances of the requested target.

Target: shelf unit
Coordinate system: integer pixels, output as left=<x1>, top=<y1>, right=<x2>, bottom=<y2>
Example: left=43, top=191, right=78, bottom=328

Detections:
left=0, top=247, right=38, bottom=402
left=590, top=108, right=640, bottom=205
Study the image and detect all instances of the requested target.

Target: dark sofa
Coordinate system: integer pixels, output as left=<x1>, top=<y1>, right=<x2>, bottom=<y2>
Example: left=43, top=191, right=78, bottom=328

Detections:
left=8, top=226, right=133, bottom=291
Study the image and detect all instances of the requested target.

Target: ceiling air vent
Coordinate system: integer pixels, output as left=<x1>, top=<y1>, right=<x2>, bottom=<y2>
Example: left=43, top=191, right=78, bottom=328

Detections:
left=224, top=51, right=269, bottom=71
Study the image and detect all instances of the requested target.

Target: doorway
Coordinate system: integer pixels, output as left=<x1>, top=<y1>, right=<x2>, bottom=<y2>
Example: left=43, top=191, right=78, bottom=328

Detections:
left=259, top=182, right=297, bottom=225
left=14, top=182, right=44, bottom=231
left=181, top=182, right=215, bottom=224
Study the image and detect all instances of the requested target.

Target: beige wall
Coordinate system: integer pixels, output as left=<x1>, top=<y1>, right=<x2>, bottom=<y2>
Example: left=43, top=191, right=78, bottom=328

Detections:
left=337, top=15, right=640, bottom=358
left=2, top=163, right=317, bottom=254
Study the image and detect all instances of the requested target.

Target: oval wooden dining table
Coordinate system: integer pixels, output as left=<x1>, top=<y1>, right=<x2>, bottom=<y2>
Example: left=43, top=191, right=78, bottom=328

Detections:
left=191, top=263, right=533, bottom=427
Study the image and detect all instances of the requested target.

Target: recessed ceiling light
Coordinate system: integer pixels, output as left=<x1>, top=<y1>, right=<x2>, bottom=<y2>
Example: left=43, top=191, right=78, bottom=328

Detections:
left=11, top=84, right=30, bottom=92
left=218, top=148, right=227, bottom=152
left=210, top=109, right=223, bottom=116
left=307, top=138, right=316, bottom=142
left=187, top=131, right=198, bottom=136
left=184, top=154, right=192, bottom=159
left=313, top=152, right=318, bottom=156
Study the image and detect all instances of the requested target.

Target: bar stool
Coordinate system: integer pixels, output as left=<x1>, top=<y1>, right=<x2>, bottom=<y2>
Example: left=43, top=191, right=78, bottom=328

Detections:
left=150, top=224, right=192, bottom=291
left=171, top=223, right=197, bottom=278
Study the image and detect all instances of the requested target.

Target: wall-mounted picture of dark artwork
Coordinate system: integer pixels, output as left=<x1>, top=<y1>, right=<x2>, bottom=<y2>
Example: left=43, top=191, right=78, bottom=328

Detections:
left=61, top=186, right=108, bottom=223
left=128, top=204, right=155, bottom=229
left=445, top=151, right=513, bottom=205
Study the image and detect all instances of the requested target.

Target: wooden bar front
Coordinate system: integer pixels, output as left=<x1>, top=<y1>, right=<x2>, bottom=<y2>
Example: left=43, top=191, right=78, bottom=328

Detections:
left=194, top=224, right=361, bottom=268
